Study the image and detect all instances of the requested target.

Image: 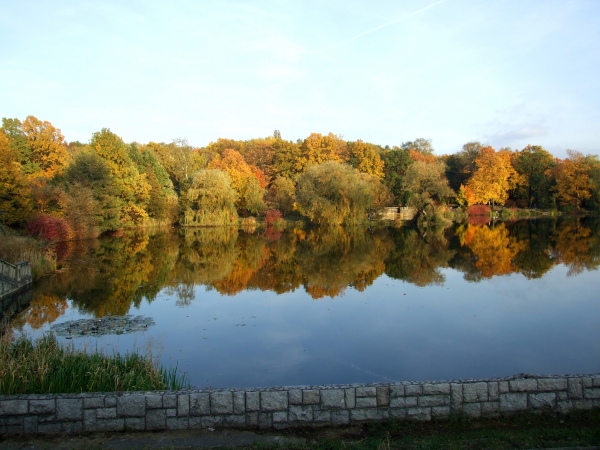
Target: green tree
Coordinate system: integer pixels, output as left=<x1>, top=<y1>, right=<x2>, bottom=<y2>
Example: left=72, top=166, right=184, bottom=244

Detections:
left=381, top=148, right=413, bottom=205
left=1, top=117, right=38, bottom=176
left=445, top=141, right=482, bottom=191
left=513, top=145, right=555, bottom=208
left=268, top=175, right=296, bottom=214
left=401, top=160, right=454, bottom=210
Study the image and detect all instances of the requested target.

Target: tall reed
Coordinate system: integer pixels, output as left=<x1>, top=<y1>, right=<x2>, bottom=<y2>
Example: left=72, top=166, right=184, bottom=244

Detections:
left=0, top=235, right=56, bottom=280
left=0, top=334, right=189, bottom=395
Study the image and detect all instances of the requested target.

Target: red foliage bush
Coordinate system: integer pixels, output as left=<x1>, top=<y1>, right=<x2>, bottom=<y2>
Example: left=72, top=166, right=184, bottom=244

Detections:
left=264, top=226, right=282, bottom=241
left=26, top=214, right=73, bottom=242
left=265, top=209, right=283, bottom=227
left=467, top=205, right=491, bottom=216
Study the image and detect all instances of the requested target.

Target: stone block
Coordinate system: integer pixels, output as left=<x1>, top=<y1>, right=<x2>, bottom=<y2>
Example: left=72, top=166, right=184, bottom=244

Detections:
left=38, top=422, right=61, bottom=433
left=390, top=385, right=404, bottom=398
left=233, top=391, right=246, bottom=414
left=463, top=402, right=481, bottom=418
left=538, top=378, right=567, bottom=391
left=23, top=416, right=38, bottom=433
left=351, top=408, right=378, bottom=421
left=356, top=386, right=376, bottom=397
left=405, top=385, right=422, bottom=396
left=356, top=397, right=377, bottom=408
left=29, top=399, right=55, bottom=414
left=190, top=393, right=210, bottom=416
left=125, top=417, right=146, bottom=431
left=321, top=389, right=345, bottom=409
left=450, top=383, right=463, bottom=411
left=97, top=408, right=117, bottom=419
left=223, top=414, right=246, bottom=428
left=406, top=407, right=431, bottom=422
left=259, top=412, right=272, bottom=429
left=488, top=382, right=499, bottom=401
left=201, top=415, right=223, bottom=428
left=261, top=391, right=288, bottom=411
left=314, top=410, right=331, bottom=422
left=146, top=409, right=166, bottom=430
left=377, top=386, right=390, bottom=406
left=56, top=398, right=82, bottom=421
left=432, top=406, right=451, bottom=418
left=166, top=408, right=177, bottom=417
left=573, top=399, right=593, bottom=410
left=584, top=388, right=600, bottom=399
left=423, top=383, right=450, bottom=395
left=246, top=411, right=259, bottom=428
left=568, top=378, right=583, bottom=399
left=481, top=402, right=500, bottom=417
left=499, top=393, right=527, bottom=412
left=146, top=395, right=162, bottom=409
left=83, top=397, right=103, bottom=409
left=303, top=389, right=320, bottom=404
left=529, top=392, right=556, bottom=410
left=583, top=377, right=593, bottom=388
left=558, top=391, right=568, bottom=401
left=509, top=378, right=537, bottom=392
left=178, top=394, right=190, bottom=416
left=104, top=397, right=117, bottom=407
left=288, top=389, right=302, bottom=405
left=498, top=381, right=509, bottom=393
left=96, top=418, right=124, bottom=431
left=390, top=396, right=417, bottom=408
left=273, top=411, right=288, bottom=423
left=389, top=408, right=406, bottom=419
left=345, top=388, right=356, bottom=409
left=118, top=395, right=145, bottom=418
left=163, top=394, right=177, bottom=408
left=246, top=391, right=260, bottom=411
left=332, top=410, right=350, bottom=425
left=289, top=404, right=313, bottom=422
left=418, top=395, right=448, bottom=407
left=167, top=417, right=189, bottom=430
left=463, top=382, right=488, bottom=402
left=0, top=400, right=28, bottom=416
left=83, top=409, right=97, bottom=431
left=211, top=391, right=233, bottom=414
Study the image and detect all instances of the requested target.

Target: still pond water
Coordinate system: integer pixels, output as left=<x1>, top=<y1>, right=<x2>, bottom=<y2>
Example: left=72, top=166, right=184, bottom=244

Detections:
left=8, top=218, right=600, bottom=388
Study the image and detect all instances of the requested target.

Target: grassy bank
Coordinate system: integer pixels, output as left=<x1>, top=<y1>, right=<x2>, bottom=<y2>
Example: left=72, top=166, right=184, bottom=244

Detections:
left=0, top=334, right=189, bottom=395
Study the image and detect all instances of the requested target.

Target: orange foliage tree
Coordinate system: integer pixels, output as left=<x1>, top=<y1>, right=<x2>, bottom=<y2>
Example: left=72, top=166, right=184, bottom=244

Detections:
left=467, top=147, right=516, bottom=207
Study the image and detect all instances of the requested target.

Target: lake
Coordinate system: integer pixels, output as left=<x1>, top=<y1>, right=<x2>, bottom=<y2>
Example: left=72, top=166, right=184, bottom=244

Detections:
left=7, top=218, right=600, bottom=388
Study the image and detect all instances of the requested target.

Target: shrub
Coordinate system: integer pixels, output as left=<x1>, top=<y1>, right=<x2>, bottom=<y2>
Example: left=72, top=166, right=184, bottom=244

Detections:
left=26, top=214, right=73, bottom=241
left=467, top=205, right=491, bottom=216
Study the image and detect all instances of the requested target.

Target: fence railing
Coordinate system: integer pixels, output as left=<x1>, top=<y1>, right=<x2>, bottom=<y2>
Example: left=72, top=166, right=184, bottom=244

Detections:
left=0, top=259, right=32, bottom=285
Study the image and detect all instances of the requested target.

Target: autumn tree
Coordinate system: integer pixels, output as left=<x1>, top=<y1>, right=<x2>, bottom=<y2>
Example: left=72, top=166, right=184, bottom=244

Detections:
left=348, top=140, right=384, bottom=178
left=21, top=115, right=70, bottom=180
left=513, top=145, right=555, bottom=208
left=467, top=146, right=516, bottom=208
left=147, top=139, right=205, bottom=194
left=183, top=169, right=238, bottom=226
left=1, top=117, right=38, bottom=176
left=272, top=138, right=303, bottom=180
left=552, top=150, right=592, bottom=210
left=268, top=175, right=296, bottom=214
left=300, top=133, right=349, bottom=168
left=0, top=131, right=33, bottom=225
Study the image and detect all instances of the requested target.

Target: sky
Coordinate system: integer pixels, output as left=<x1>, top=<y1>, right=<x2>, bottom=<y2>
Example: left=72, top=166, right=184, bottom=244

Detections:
left=1, top=0, right=599, bottom=158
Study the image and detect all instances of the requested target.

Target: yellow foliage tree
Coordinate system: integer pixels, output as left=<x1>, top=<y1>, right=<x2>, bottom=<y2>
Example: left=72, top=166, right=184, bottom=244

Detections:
left=0, top=131, right=33, bottom=225
left=467, top=146, right=516, bottom=207
left=552, top=150, right=591, bottom=209
left=300, top=133, right=349, bottom=168
left=348, top=140, right=384, bottom=178
left=21, top=116, right=70, bottom=180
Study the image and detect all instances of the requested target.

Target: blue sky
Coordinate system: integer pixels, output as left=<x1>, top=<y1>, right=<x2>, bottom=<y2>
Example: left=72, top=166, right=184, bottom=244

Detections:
left=1, top=0, right=599, bottom=157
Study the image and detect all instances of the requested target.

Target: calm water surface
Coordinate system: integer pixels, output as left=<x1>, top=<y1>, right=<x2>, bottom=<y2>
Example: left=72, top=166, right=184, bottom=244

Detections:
left=8, top=218, right=600, bottom=388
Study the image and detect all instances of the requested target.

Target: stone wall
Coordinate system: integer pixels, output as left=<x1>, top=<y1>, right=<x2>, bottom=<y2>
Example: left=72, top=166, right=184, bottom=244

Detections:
left=1, top=374, right=599, bottom=434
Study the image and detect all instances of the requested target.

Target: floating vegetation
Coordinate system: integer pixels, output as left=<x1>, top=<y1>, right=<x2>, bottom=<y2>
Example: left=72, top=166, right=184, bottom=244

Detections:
left=51, top=315, right=154, bottom=337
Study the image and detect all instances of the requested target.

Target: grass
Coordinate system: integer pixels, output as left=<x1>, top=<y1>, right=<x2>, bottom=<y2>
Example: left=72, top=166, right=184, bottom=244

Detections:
left=0, top=333, right=189, bottom=395
left=0, top=234, right=56, bottom=280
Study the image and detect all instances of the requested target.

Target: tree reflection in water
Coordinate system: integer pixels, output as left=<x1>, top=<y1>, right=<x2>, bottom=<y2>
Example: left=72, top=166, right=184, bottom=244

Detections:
left=11, top=218, right=600, bottom=329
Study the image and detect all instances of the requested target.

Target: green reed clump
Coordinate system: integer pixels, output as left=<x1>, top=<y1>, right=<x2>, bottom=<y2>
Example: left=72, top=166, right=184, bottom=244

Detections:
left=0, top=334, right=189, bottom=395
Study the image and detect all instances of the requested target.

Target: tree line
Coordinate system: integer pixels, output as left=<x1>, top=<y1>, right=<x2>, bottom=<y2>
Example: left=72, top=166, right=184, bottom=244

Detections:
left=1, top=116, right=599, bottom=237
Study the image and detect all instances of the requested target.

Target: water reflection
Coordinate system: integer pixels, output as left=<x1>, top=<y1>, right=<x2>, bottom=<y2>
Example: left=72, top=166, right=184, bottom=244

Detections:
left=8, top=218, right=600, bottom=330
